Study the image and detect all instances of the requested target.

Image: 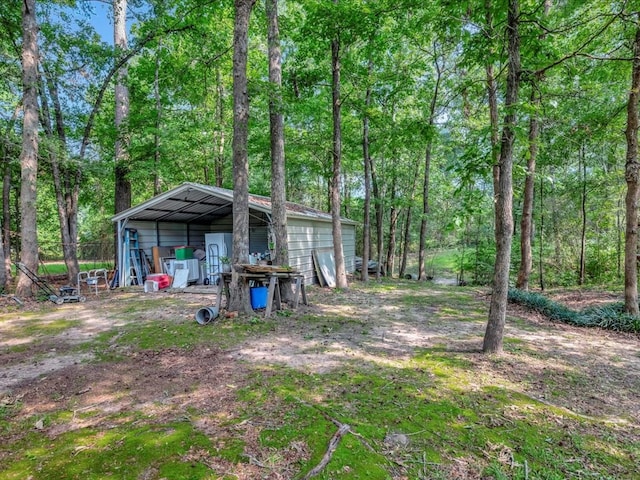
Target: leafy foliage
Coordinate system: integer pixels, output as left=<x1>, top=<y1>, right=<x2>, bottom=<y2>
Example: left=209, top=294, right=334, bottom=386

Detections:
left=508, top=288, right=640, bottom=333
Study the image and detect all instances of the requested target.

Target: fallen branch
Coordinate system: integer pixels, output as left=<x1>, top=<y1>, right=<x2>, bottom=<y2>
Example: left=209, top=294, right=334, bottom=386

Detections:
left=294, top=396, right=377, bottom=455
left=302, top=423, right=350, bottom=479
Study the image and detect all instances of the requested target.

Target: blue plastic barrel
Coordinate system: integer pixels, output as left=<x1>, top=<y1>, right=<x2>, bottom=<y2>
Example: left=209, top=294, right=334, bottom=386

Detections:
left=250, top=286, right=268, bottom=309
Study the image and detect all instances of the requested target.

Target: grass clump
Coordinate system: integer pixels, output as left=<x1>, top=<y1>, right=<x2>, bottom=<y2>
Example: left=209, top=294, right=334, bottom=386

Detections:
left=508, top=289, right=640, bottom=333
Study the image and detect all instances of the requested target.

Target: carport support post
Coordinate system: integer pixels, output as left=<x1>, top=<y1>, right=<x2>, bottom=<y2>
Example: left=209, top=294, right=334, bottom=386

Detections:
left=116, top=219, right=126, bottom=288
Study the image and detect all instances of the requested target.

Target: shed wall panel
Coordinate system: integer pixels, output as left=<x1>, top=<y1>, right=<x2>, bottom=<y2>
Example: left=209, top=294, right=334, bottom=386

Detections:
left=286, top=219, right=356, bottom=285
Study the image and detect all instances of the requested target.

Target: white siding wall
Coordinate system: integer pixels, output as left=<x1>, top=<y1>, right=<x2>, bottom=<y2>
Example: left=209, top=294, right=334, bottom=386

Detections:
left=287, top=218, right=356, bottom=285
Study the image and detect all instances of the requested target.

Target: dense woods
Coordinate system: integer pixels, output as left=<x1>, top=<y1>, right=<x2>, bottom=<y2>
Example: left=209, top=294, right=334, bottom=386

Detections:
left=2, top=1, right=640, bottom=345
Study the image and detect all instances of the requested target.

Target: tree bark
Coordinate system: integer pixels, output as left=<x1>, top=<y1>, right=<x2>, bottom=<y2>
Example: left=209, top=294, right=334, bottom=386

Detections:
left=214, top=68, right=226, bottom=188
left=371, top=156, right=384, bottom=278
left=418, top=43, right=442, bottom=281
left=361, top=61, right=373, bottom=283
left=153, top=43, right=162, bottom=195
left=485, top=1, right=500, bottom=199
left=266, top=0, right=292, bottom=300
left=16, top=0, right=40, bottom=298
left=624, top=21, right=640, bottom=316
left=229, top=0, right=256, bottom=314
left=1, top=104, right=19, bottom=288
left=3, top=166, right=13, bottom=283
left=386, top=178, right=398, bottom=277
left=39, top=68, right=81, bottom=282
left=330, top=2, right=348, bottom=289
left=483, top=0, right=520, bottom=354
left=516, top=1, right=549, bottom=290
left=538, top=172, right=545, bottom=291
left=399, top=208, right=411, bottom=279
left=114, top=0, right=131, bottom=215
left=579, top=146, right=587, bottom=285
left=515, top=83, right=540, bottom=290
left=418, top=140, right=432, bottom=280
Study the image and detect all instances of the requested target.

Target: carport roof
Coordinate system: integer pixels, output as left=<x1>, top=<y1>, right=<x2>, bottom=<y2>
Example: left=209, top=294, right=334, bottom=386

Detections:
left=111, top=182, right=356, bottom=225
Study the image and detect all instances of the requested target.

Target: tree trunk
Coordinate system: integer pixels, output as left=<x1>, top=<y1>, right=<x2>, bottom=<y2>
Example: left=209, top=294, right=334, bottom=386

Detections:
left=538, top=172, right=545, bottom=291
left=485, top=1, right=500, bottom=198
left=418, top=43, right=442, bottom=281
left=399, top=206, right=413, bottom=279
left=371, top=156, right=384, bottom=278
left=330, top=3, right=348, bottom=289
left=214, top=68, right=226, bottom=188
left=578, top=147, right=587, bottom=285
left=39, top=68, right=81, bottom=282
left=266, top=0, right=292, bottom=300
left=418, top=141, right=432, bottom=280
left=153, top=43, right=162, bottom=195
left=114, top=0, right=131, bottom=215
left=515, top=83, right=540, bottom=290
left=516, top=1, right=548, bottom=290
left=617, top=196, right=623, bottom=279
left=386, top=178, right=398, bottom=277
left=229, top=0, right=256, bottom=314
left=624, top=21, right=640, bottom=316
left=483, top=0, right=521, bottom=354
left=16, top=0, right=40, bottom=298
left=1, top=104, right=19, bottom=287
left=361, top=61, right=373, bottom=283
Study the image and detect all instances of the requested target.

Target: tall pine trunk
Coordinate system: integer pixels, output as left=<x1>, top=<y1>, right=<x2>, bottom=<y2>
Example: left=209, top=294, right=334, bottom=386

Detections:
left=153, top=44, right=162, bottom=195
left=16, top=0, right=40, bottom=298
left=330, top=2, right=348, bottom=289
left=578, top=147, right=587, bottom=285
left=361, top=61, right=373, bottom=283
left=483, top=0, right=521, bottom=354
left=385, top=178, right=398, bottom=277
left=418, top=141, right=432, bottom=280
left=266, top=0, right=291, bottom=300
left=114, top=0, right=131, bottom=215
left=515, top=83, right=540, bottom=290
left=515, top=1, right=549, bottom=291
left=624, top=20, right=640, bottom=316
left=229, top=0, right=256, bottom=313
left=371, top=157, right=384, bottom=278
left=1, top=105, right=19, bottom=288
left=418, top=43, right=443, bottom=281
left=113, top=0, right=131, bottom=282
left=39, top=69, right=81, bottom=282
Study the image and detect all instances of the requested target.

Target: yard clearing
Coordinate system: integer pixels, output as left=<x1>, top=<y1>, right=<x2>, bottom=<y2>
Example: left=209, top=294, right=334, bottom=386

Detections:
left=1, top=280, right=638, bottom=479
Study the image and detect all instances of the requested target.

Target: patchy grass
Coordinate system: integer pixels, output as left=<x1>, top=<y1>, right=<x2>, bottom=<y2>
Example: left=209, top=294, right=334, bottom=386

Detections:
left=1, top=282, right=638, bottom=479
left=6, top=318, right=81, bottom=339
left=0, top=421, right=216, bottom=480
left=235, top=352, right=637, bottom=479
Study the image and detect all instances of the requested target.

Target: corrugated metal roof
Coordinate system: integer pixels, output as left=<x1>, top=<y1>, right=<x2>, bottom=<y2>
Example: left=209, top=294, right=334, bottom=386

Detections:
left=112, top=182, right=357, bottom=225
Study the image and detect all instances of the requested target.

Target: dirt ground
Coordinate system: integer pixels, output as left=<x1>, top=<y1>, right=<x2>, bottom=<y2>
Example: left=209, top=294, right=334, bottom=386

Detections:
left=1, top=283, right=639, bottom=478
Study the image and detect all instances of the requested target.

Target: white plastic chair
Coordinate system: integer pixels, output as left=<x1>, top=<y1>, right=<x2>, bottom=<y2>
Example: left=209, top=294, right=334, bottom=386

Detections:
left=78, top=268, right=109, bottom=294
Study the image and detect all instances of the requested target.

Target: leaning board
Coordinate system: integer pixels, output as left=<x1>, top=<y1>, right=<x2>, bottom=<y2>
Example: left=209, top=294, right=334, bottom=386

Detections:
left=312, top=248, right=336, bottom=288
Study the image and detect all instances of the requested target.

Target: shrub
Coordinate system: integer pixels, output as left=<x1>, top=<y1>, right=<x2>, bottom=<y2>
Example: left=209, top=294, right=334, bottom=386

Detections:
left=507, top=289, right=640, bottom=334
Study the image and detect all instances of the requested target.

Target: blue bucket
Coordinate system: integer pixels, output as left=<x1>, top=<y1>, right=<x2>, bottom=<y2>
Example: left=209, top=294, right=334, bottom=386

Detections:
left=250, top=286, right=268, bottom=309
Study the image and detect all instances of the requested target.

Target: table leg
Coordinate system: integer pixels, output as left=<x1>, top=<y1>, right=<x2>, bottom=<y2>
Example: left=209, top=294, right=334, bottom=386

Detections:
left=215, top=279, right=223, bottom=309
left=265, top=276, right=278, bottom=318
left=293, top=276, right=302, bottom=308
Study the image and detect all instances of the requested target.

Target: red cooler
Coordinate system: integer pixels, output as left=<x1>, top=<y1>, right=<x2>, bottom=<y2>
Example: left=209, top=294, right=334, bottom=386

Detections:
left=146, top=274, right=171, bottom=289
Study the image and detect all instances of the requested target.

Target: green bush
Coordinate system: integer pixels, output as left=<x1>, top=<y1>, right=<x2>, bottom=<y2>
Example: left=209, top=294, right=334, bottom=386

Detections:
left=508, top=289, right=640, bottom=333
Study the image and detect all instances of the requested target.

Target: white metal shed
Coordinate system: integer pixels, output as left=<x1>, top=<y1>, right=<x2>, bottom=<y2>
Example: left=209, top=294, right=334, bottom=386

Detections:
left=111, top=182, right=357, bottom=287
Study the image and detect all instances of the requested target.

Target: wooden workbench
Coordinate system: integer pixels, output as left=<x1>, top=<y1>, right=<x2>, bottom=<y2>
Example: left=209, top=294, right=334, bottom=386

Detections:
left=216, top=267, right=307, bottom=317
